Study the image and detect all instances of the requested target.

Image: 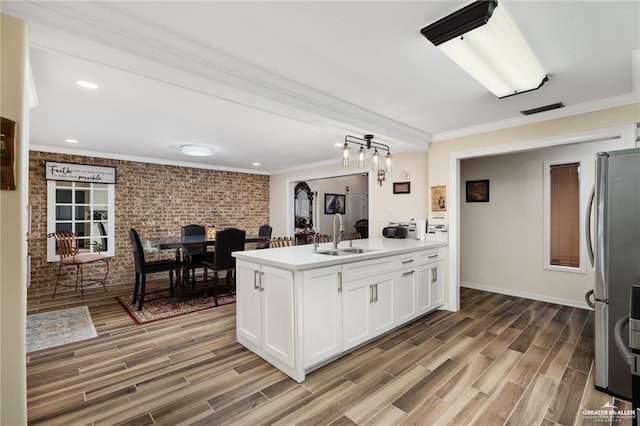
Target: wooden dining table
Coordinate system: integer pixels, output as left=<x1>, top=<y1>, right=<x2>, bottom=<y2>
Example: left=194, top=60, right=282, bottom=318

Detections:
left=143, top=234, right=268, bottom=296
left=144, top=234, right=267, bottom=251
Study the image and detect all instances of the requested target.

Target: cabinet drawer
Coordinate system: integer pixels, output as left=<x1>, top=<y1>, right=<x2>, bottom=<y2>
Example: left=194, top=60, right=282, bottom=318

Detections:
left=341, top=257, right=395, bottom=282
left=418, top=249, right=445, bottom=265
left=396, top=254, right=418, bottom=269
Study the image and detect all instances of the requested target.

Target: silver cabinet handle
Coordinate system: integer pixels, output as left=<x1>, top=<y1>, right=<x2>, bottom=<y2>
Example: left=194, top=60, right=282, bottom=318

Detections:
left=253, top=270, right=259, bottom=290
left=337, top=271, right=342, bottom=294
left=402, top=270, right=415, bottom=277
left=428, top=254, right=439, bottom=259
left=370, top=284, right=374, bottom=304
left=401, top=259, right=414, bottom=264
left=432, top=267, right=438, bottom=283
left=374, top=283, right=379, bottom=303
left=259, top=271, right=264, bottom=291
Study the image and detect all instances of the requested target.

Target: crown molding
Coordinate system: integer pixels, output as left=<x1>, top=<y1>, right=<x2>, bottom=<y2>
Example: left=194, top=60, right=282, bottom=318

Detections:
left=432, top=93, right=639, bottom=142
left=433, top=49, right=640, bottom=142
left=29, top=145, right=270, bottom=176
left=5, top=1, right=431, bottom=147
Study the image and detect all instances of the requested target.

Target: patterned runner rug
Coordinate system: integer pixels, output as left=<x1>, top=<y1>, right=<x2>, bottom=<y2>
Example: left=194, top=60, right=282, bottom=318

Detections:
left=26, top=306, right=97, bottom=353
left=116, top=291, right=235, bottom=324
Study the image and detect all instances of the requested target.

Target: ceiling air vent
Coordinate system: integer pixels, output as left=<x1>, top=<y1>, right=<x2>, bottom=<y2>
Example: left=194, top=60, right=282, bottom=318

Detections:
left=520, top=102, right=564, bottom=116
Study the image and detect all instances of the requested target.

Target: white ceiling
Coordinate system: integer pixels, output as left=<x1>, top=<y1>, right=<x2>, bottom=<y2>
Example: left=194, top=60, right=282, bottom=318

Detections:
left=4, top=1, right=639, bottom=173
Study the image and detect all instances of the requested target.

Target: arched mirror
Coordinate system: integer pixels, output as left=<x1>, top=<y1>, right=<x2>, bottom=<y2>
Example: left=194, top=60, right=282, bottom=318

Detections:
left=294, top=181, right=313, bottom=230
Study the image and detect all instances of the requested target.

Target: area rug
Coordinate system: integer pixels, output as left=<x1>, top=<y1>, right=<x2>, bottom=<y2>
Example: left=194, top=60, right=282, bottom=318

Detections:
left=26, top=306, right=98, bottom=353
left=116, top=291, right=235, bottom=324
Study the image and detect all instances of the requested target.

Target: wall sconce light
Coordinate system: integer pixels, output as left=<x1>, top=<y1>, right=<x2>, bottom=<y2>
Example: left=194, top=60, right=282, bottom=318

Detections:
left=420, top=0, right=548, bottom=98
left=341, top=134, right=392, bottom=173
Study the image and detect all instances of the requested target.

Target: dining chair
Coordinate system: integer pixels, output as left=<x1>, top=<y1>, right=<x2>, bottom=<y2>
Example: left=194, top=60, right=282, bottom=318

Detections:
left=343, top=231, right=361, bottom=240
left=269, top=236, right=296, bottom=247
left=355, top=219, right=369, bottom=238
left=202, top=227, right=246, bottom=306
left=256, top=224, right=272, bottom=249
left=128, top=228, right=183, bottom=311
left=181, top=224, right=214, bottom=287
left=317, top=234, right=332, bottom=243
left=48, top=231, right=110, bottom=298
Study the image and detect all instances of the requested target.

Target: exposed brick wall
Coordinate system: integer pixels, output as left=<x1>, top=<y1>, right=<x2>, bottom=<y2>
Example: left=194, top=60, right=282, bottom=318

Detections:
left=29, top=151, right=269, bottom=290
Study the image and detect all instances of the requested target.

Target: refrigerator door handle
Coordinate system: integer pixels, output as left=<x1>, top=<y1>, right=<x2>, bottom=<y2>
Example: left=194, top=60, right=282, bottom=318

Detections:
left=585, top=289, right=595, bottom=309
left=614, top=315, right=632, bottom=366
left=586, top=184, right=595, bottom=267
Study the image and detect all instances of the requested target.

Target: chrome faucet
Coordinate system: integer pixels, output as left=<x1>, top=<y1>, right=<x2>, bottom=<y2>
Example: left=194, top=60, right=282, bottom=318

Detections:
left=332, top=213, right=345, bottom=249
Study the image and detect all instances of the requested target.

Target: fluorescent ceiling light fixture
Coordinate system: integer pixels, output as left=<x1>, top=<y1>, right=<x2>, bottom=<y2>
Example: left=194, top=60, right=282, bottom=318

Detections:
left=64, top=138, right=78, bottom=143
left=180, top=144, right=213, bottom=156
left=76, top=80, right=98, bottom=89
left=421, top=0, right=547, bottom=98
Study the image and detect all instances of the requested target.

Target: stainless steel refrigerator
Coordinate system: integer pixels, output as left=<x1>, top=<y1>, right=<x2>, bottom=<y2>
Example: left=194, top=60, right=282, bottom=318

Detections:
left=586, top=147, right=640, bottom=400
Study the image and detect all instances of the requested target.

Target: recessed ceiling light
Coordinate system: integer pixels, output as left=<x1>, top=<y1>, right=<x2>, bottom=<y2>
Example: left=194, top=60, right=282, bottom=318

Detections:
left=76, top=80, right=98, bottom=89
left=180, top=144, right=213, bottom=156
left=65, top=138, right=78, bottom=143
left=334, top=143, right=343, bottom=147
left=253, top=162, right=261, bottom=167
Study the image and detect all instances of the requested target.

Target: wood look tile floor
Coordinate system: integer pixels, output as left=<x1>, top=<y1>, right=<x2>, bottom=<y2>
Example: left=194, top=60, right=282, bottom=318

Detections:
left=26, top=283, right=631, bottom=425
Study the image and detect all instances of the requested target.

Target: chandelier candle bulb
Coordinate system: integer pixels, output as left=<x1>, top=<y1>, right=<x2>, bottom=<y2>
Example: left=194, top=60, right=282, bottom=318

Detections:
left=358, top=147, right=365, bottom=169
left=342, top=143, right=350, bottom=167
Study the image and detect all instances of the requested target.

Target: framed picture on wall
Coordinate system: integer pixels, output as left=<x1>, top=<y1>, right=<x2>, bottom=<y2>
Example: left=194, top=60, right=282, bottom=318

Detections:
left=466, top=179, right=490, bottom=202
left=393, top=181, right=411, bottom=194
left=1, top=117, right=17, bottom=190
left=431, top=185, right=447, bottom=211
left=324, top=193, right=345, bottom=214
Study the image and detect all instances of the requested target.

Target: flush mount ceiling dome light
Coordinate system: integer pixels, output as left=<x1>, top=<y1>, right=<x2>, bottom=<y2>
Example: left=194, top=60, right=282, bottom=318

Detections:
left=420, top=0, right=548, bottom=98
left=75, top=80, right=99, bottom=89
left=180, top=144, right=213, bottom=157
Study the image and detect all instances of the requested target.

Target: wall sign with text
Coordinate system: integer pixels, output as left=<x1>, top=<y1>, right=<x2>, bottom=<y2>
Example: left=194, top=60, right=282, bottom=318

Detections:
left=45, top=162, right=117, bottom=184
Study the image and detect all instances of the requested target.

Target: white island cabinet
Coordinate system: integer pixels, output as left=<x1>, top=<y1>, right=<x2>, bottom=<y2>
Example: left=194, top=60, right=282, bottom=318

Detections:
left=233, top=237, right=447, bottom=382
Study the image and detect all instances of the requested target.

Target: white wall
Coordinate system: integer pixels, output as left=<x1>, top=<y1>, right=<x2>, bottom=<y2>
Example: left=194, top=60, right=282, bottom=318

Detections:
left=429, top=104, right=640, bottom=310
left=1, top=13, right=29, bottom=425
left=270, top=152, right=429, bottom=238
left=460, top=138, right=631, bottom=306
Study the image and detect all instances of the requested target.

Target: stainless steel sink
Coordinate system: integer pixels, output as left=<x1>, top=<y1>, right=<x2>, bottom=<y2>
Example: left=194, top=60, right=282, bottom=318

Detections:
left=313, top=247, right=376, bottom=256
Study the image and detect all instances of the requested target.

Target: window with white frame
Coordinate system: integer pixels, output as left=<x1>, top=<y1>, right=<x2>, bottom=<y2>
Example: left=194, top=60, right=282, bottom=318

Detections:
left=47, top=180, right=115, bottom=261
left=543, top=160, right=585, bottom=273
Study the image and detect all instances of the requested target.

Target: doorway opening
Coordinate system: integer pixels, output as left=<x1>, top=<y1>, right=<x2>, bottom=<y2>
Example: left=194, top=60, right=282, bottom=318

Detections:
left=292, top=173, right=369, bottom=240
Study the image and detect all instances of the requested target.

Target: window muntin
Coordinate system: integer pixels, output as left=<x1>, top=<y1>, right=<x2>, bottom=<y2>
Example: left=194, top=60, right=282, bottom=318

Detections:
left=47, top=180, right=114, bottom=261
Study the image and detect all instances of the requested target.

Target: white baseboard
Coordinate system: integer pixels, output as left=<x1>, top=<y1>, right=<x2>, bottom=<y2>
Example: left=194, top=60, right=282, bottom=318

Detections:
left=461, top=281, right=591, bottom=310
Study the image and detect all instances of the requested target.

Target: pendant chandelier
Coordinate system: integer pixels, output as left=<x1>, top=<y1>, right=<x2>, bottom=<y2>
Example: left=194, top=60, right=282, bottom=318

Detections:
left=341, top=134, right=392, bottom=172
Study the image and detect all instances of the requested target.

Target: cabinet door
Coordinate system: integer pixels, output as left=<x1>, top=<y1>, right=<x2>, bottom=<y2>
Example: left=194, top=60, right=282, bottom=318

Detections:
left=342, top=277, right=372, bottom=350
left=236, top=261, right=262, bottom=347
left=302, top=266, right=342, bottom=368
left=417, top=264, right=432, bottom=315
left=430, top=262, right=445, bottom=308
left=371, top=274, right=395, bottom=337
left=261, top=265, right=295, bottom=367
left=395, top=268, right=417, bottom=324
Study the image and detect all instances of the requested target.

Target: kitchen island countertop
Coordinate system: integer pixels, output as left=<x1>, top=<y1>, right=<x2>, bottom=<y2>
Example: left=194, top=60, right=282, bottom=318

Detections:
left=233, top=236, right=447, bottom=271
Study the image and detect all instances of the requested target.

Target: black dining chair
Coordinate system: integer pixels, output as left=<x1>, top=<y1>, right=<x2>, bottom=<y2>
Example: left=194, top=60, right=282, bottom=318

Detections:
left=181, top=224, right=214, bottom=287
left=128, top=228, right=183, bottom=311
left=203, top=227, right=246, bottom=306
left=256, top=224, right=272, bottom=249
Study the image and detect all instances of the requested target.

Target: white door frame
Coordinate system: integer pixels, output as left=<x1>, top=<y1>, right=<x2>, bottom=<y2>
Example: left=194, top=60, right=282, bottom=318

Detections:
left=447, top=124, right=636, bottom=311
